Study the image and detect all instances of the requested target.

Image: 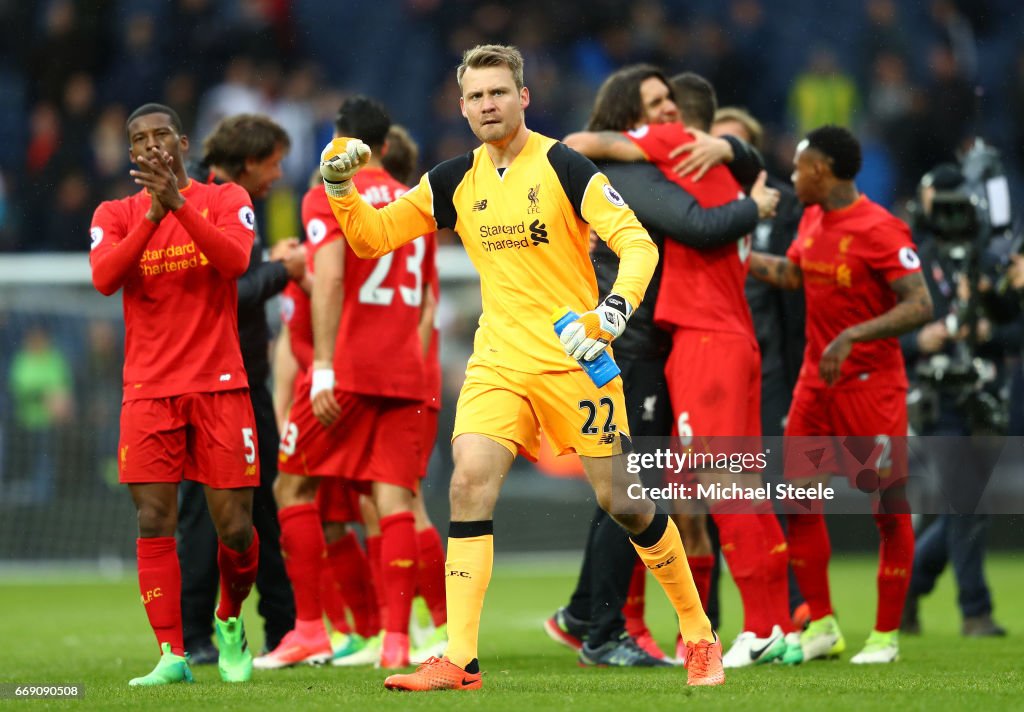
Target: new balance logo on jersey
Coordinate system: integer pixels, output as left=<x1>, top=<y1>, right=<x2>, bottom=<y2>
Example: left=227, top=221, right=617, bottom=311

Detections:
left=473, top=199, right=488, bottom=211
left=599, top=433, right=616, bottom=445
left=529, top=219, right=548, bottom=245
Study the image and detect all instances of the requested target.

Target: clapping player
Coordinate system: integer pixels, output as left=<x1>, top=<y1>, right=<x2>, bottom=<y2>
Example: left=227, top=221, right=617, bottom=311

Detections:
left=90, top=104, right=260, bottom=685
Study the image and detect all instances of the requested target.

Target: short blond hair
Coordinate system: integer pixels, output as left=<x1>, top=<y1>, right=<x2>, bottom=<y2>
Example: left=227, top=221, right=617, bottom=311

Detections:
left=457, top=44, right=524, bottom=91
left=713, top=106, right=764, bottom=151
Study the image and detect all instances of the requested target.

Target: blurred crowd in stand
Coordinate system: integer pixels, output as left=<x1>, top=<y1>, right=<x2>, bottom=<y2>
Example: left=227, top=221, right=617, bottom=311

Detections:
left=0, top=0, right=1022, bottom=252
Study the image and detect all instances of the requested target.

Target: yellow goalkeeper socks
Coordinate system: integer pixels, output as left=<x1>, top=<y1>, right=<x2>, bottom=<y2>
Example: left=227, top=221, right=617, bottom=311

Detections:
left=631, top=512, right=714, bottom=643
left=443, top=521, right=494, bottom=668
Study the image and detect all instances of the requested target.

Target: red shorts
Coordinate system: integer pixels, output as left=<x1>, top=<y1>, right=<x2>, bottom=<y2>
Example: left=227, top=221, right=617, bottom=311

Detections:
left=278, top=377, right=424, bottom=494
left=665, top=327, right=762, bottom=445
left=118, top=389, right=258, bottom=488
left=783, top=382, right=908, bottom=488
left=317, top=476, right=362, bottom=524
left=419, top=405, right=439, bottom=478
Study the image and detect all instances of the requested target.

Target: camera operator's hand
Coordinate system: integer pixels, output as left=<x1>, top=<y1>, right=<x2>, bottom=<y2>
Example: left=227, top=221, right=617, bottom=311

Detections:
left=1007, top=254, right=1024, bottom=290
left=917, top=320, right=948, bottom=354
left=956, top=317, right=992, bottom=344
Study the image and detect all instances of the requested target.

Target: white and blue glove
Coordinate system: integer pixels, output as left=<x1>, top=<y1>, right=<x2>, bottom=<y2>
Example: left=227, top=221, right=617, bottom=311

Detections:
left=319, top=138, right=371, bottom=197
left=559, top=293, right=633, bottom=361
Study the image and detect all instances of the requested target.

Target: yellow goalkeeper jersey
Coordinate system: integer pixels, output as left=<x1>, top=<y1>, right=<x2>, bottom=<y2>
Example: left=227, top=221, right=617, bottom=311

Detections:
left=326, top=131, right=657, bottom=374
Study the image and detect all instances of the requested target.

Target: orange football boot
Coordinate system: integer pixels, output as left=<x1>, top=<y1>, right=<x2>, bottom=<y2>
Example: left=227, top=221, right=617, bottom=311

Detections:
left=685, top=634, right=725, bottom=686
left=383, top=656, right=482, bottom=691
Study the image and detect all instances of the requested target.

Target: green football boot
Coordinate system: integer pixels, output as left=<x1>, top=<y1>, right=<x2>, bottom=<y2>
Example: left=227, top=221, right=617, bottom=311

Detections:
left=800, top=614, right=846, bottom=661
left=128, top=642, right=194, bottom=686
left=215, top=615, right=253, bottom=682
left=781, top=632, right=804, bottom=665
left=850, top=630, right=899, bottom=664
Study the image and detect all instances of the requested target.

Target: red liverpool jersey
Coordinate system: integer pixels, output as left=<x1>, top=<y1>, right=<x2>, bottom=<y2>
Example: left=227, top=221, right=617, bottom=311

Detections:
left=90, top=180, right=254, bottom=400
left=281, top=202, right=341, bottom=373
left=280, top=281, right=313, bottom=371
left=628, top=122, right=755, bottom=338
left=301, top=168, right=426, bottom=400
left=786, top=195, right=920, bottom=390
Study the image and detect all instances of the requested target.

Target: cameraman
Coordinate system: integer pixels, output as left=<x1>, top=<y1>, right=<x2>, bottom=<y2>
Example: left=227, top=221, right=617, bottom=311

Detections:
left=900, top=162, right=1008, bottom=638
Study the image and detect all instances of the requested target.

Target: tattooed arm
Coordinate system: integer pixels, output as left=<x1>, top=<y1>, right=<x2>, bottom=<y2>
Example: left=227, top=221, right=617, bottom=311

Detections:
left=819, top=272, right=934, bottom=385
left=749, top=251, right=803, bottom=290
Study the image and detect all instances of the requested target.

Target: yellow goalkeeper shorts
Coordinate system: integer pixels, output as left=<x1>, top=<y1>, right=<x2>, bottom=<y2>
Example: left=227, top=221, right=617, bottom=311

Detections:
left=452, top=354, right=630, bottom=460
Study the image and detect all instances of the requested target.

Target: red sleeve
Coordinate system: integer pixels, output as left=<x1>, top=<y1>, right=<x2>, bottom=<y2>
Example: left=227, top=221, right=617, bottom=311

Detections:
left=89, top=199, right=158, bottom=296
left=867, top=216, right=921, bottom=283
left=625, top=122, right=692, bottom=167
left=302, top=187, right=345, bottom=258
left=786, top=211, right=814, bottom=264
left=174, top=182, right=253, bottom=278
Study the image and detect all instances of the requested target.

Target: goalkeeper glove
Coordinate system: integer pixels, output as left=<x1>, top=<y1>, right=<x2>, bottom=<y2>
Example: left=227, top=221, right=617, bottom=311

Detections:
left=320, top=138, right=371, bottom=197
left=559, top=293, right=633, bottom=361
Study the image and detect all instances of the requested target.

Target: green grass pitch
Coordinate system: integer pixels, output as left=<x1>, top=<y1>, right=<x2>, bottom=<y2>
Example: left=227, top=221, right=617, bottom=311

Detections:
left=1, top=553, right=1021, bottom=711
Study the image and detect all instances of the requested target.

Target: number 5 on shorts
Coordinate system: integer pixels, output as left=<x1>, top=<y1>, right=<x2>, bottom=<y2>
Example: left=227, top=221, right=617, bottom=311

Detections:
left=242, top=427, right=256, bottom=464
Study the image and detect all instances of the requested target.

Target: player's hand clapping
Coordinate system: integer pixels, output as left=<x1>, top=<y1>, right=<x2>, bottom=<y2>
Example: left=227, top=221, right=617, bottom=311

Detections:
left=130, top=147, right=185, bottom=219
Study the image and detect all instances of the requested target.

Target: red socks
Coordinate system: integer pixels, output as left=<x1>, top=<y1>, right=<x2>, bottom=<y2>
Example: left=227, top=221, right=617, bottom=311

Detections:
left=687, top=555, right=715, bottom=609
left=215, top=530, right=259, bottom=621
left=755, top=503, right=792, bottom=634
left=711, top=501, right=773, bottom=636
left=320, top=553, right=351, bottom=634
left=415, top=526, right=447, bottom=626
left=279, top=503, right=326, bottom=624
left=137, top=537, right=184, bottom=656
left=874, top=513, right=914, bottom=632
left=327, top=532, right=379, bottom=637
left=786, top=512, right=833, bottom=620
left=380, top=512, right=417, bottom=635
left=366, top=534, right=385, bottom=628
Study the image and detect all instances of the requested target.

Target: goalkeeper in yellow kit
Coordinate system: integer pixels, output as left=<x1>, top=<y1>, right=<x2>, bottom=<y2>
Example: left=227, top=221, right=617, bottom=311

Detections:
left=319, top=44, right=723, bottom=690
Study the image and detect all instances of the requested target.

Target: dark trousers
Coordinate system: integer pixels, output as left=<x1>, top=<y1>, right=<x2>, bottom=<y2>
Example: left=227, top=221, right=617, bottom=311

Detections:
left=909, top=513, right=993, bottom=618
left=565, top=354, right=672, bottom=645
left=178, top=382, right=295, bottom=651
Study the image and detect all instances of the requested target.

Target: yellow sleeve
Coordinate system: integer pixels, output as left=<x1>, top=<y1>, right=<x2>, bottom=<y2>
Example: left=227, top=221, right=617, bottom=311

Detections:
left=326, top=173, right=438, bottom=259
left=581, top=174, right=659, bottom=309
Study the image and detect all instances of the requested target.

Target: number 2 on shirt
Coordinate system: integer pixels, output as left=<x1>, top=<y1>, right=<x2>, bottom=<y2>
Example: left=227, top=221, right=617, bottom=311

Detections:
left=358, top=239, right=425, bottom=307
